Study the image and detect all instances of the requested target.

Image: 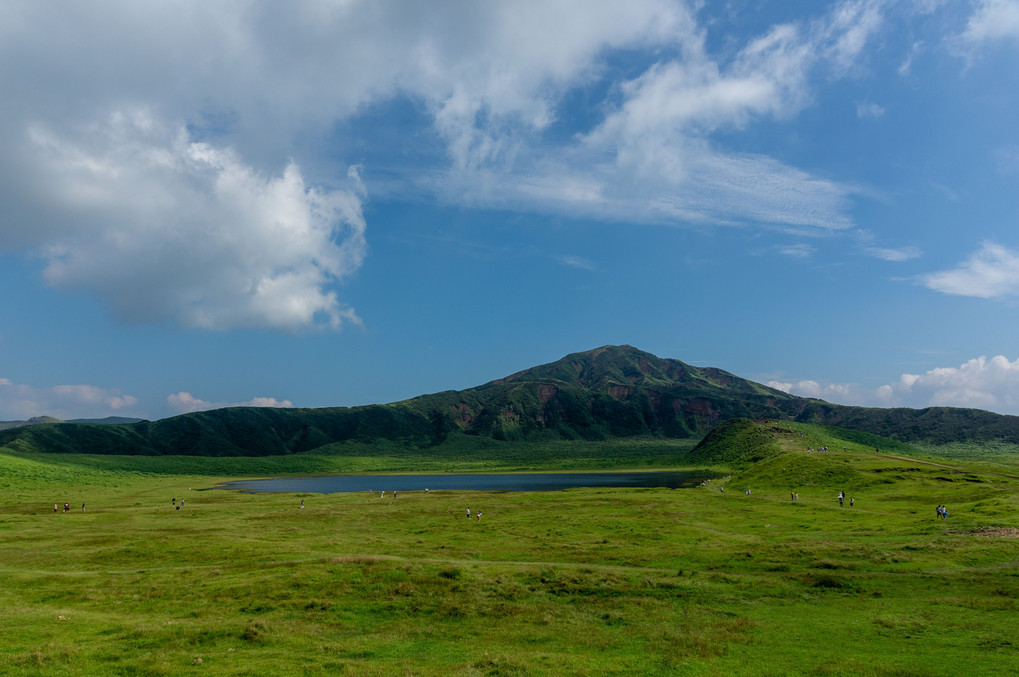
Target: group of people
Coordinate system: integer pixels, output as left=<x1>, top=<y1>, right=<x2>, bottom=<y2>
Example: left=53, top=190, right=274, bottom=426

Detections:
left=466, top=507, right=482, bottom=521
left=837, top=491, right=854, bottom=507
left=936, top=504, right=949, bottom=519
left=53, top=502, right=80, bottom=512
left=171, top=497, right=184, bottom=511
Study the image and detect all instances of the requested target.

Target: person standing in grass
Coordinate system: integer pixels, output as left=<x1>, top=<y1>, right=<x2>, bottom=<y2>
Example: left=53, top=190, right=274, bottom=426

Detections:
left=466, top=507, right=471, bottom=519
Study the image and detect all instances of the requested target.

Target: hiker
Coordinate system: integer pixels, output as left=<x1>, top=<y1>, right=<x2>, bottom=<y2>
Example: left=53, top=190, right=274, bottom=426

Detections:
left=54, top=503, right=58, bottom=513
left=838, top=491, right=844, bottom=507
left=849, top=497, right=853, bottom=507
left=300, top=499, right=304, bottom=509
left=476, top=511, right=482, bottom=521
left=64, top=503, right=70, bottom=513
left=82, top=503, right=85, bottom=512
left=942, top=505, right=948, bottom=520
left=466, top=507, right=471, bottom=519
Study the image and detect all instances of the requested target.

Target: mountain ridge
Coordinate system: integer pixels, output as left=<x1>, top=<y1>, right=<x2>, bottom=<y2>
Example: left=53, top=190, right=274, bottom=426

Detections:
left=2, top=345, right=1018, bottom=456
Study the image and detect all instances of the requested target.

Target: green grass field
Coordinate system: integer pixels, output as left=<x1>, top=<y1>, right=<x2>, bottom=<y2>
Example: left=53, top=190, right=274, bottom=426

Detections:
left=1, top=428, right=1017, bottom=675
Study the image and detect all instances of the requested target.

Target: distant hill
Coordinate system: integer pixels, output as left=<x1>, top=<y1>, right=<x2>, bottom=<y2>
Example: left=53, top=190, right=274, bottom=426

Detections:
left=0, top=416, right=145, bottom=431
left=2, top=345, right=1019, bottom=456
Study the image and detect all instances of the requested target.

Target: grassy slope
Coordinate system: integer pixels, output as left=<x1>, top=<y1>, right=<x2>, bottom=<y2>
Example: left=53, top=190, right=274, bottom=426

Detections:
left=1, top=426, right=1018, bottom=676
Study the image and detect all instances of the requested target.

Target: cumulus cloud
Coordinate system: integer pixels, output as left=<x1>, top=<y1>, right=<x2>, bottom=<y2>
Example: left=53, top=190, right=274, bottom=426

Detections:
left=921, top=241, right=1019, bottom=298
left=0, top=378, right=139, bottom=420
left=876, top=356, right=1019, bottom=413
left=17, top=110, right=366, bottom=331
left=0, top=0, right=886, bottom=334
left=167, top=392, right=294, bottom=415
left=770, top=354, right=1019, bottom=415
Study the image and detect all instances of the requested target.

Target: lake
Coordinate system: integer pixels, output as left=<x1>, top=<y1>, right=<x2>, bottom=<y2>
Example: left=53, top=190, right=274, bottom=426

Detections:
left=219, top=470, right=714, bottom=494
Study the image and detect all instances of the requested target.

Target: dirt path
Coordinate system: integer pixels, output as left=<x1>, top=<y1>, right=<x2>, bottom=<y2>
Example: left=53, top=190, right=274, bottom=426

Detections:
left=874, top=453, right=1019, bottom=480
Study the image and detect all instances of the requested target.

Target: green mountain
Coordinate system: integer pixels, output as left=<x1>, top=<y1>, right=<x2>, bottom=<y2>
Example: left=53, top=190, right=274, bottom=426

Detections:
left=3, top=345, right=1019, bottom=456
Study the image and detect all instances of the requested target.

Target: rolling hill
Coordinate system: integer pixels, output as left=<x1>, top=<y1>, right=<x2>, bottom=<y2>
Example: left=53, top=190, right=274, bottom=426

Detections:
left=2, top=345, right=1019, bottom=456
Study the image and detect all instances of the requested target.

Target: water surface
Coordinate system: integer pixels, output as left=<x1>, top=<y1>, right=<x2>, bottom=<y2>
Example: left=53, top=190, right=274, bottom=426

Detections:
left=220, top=470, right=713, bottom=494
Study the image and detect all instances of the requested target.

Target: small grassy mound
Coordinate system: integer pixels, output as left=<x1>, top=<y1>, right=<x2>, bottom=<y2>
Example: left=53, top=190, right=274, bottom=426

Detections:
left=734, top=449, right=868, bottom=490
left=688, top=418, right=783, bottom=468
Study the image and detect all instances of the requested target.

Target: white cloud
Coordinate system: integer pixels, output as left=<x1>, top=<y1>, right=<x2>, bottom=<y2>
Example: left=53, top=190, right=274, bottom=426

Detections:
left=771, top=354, right=1019, bottom=415
left=856, top=102, right=885, bottom=117
left=960, top=0, right=1019, bottom=46
left=499, top=0, right=889, bottom=232
left=0, top=0, right=903, bottom=330
left=864, top=245, right=922, bottom=261
left=876, top=356, right=1019, bottom=414
left=767, top=379, right=868, bottom=405
left=823, top=0, right=887, bottom=76
left=0, top=378, right=139, bottom=420
left=557, top=255, right=599, bottom=271
left=167, top=392, right=294, bottom=415
left=20, top=110, right=367, bottom=331
left=921, top=241, right=1019, bottom=298
left=898, top=40, right=923, bottom=75
left=779, top=244, right=816, bottom=258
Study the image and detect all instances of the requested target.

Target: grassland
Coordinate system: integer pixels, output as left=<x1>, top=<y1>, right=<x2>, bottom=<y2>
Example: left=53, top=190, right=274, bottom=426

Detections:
left=1, top=426, right=1017, bottom=676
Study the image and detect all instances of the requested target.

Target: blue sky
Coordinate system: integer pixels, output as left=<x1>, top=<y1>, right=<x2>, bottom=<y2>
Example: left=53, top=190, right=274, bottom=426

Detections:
left=2, top=0, right=1018, bottom=420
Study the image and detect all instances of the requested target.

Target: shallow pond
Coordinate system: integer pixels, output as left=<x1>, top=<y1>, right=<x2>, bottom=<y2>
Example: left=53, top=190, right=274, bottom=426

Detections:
left=219, top=470, right=714, bottom=494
